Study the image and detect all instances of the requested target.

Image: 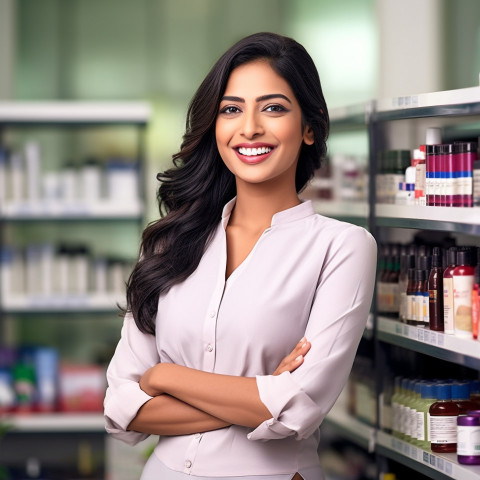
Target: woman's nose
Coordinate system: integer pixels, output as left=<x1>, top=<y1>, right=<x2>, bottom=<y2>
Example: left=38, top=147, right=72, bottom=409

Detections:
left=241, top=111, right=264, bottom=139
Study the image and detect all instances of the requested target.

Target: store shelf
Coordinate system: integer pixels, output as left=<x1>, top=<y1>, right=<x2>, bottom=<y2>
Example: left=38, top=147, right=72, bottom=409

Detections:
left=2, top=294, right=122, bottom=314
left=313, top=199, right=369, bottom=223
left=1, top=200, right=144, bottom=221
left=323, top=403, right=376, bottom=452
left=375, top=204, right=480, bottom=234
left=329, top=102, right=371, bottom=128
left=375, top=86, right=480, bottom=121
left=0, top=101, right=151, bottom=125
left=0, top=413, right=105, bottom=433
left=376, top=430, right=480, bottom=480
left=377, top=316, right=480, bottom=370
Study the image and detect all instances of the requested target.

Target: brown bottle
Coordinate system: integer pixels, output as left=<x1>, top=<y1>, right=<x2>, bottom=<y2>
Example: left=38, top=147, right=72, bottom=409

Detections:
left=429, top=247, right=444, bottom=331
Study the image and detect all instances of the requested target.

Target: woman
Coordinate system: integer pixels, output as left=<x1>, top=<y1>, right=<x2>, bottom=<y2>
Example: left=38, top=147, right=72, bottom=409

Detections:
left=104, top=32, right=377, bottom=480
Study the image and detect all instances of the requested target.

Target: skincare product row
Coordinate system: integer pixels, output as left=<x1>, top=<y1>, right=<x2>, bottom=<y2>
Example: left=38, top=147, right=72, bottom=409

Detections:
left=376, top=128, right=480, bottom=207
left=303, top=154, right=368, bottom=202
left=0, top=143, right=141, bottom=213
left=377, top=241, right=480, bottom=339
left=1, top=243, right=133, bottom=302
left=388, top=376, right=480, bottom=463
left=0, top=345, right=105, bottom=414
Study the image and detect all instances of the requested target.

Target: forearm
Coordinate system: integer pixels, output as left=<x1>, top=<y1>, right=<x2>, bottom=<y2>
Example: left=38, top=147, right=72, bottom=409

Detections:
left=142, top=364, right=272, bottom=428
left=127, top=394, right=231, bottom=436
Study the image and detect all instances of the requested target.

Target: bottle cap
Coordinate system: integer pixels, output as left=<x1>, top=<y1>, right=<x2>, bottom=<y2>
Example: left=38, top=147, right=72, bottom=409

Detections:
left=421, top=383, right=436, bottom=399
left=431, top=247, right=443, bottom=268
left=426, top=127, right=442, bottom=145
left=456, top=250, right=472, bottom=267
left=452, top=382, right=470, bottom=400
left=435, top=383, right=451, bottom=400
left=454, top=141, right=477, bottom=154
left=447, top=247, right=457, bottom=267
left=458, top=413, right=480, bottom=427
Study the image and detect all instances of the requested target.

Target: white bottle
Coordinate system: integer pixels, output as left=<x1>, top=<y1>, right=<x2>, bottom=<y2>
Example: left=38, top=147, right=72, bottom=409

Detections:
left=24, top=142, right=41, bottom=205
left=9, top=151, right=24, bottom=205
left=81, top=158, right=102, bottom=204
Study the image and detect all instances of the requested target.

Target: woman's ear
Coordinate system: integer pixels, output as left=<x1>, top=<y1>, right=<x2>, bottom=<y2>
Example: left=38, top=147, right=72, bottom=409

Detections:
left=303, top=125, right=314, bottom=145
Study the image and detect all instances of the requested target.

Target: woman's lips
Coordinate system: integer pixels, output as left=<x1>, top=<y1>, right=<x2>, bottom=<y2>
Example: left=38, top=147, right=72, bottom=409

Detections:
left=233, top=144, right=275, bottom=165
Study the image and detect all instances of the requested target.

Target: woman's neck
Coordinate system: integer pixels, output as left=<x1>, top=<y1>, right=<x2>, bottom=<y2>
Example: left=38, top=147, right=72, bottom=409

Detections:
left=229, top=181, right=301, bottom=232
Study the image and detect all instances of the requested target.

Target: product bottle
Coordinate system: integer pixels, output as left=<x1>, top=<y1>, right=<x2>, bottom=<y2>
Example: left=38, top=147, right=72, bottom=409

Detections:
left=417, top=382, right=436, bottom=450
left=453, top=249, right=475, bottom=337
left=391, top=376, right=403, bottom=437
left=473, top=158, right=480, bottom=207
left=456, top=141, right=477, bottom=207
left=406, top=268, right=417, bottom=325
left=429, top=383, right=460, bottom=453
left=414, top=146, right=427, bottom=206
left=409, top=380, right=423, bottom=444
left=441, top=144, right=454, bottom=207
left=414, top=269, right=426, bottom=327
left=443, top=247, right=458, bottom=334
left=457, top=411, right=480, bottom=465
left=473, top=255, right=480, bottom=340
left=429, top=247, right=444, bottom=331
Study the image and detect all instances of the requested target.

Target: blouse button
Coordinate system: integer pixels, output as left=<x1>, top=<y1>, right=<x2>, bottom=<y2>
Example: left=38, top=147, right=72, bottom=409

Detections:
left=185, top=460, right=192, bottom=468
left=206, top=344, right=213, bottom=352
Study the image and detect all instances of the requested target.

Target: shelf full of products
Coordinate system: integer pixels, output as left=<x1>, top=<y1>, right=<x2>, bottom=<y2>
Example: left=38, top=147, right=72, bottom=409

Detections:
left=0, top=102, right=150, bottom=444
left=320, top=86, right=480, bottom=480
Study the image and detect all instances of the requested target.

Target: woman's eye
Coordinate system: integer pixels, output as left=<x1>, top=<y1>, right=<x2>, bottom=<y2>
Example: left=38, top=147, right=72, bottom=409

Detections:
left=264, top=104, right=287, bottom=113
left=220, top=106, right=241, bottom=114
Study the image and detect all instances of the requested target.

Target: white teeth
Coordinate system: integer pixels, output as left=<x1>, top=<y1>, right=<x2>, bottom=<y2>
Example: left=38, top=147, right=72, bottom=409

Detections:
left=238, top=147, right=272, bottom=156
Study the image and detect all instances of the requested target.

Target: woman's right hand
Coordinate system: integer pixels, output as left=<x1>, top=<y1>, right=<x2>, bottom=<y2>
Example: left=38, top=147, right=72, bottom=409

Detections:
left=273, top=337, right=311, bottom=376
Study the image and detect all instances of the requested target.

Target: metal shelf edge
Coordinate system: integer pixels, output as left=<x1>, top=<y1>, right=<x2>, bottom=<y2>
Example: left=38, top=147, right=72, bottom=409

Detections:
left=1, top=413, right=106, bottom=433
left=376, top=431, right=480, bottom=480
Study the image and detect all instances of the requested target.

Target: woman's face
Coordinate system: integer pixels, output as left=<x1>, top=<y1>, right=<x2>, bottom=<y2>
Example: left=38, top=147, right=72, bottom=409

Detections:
left=215, top=60, right=313, bottom=189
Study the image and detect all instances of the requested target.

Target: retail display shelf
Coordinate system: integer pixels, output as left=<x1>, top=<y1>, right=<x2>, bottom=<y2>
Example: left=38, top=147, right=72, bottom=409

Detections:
left=323, top=404, right=375, bottom=452
left=375, top=204, right=480, bottom=234
left=1, top=201, right=143, bottom=220
left=376, top=430, right=480, bottom=480
left=375, top=86, right=480, bottom=121
left=0, top=101, right=151, bottom=125
left=2, top=295, right=122, bottom=314
left=377, top=316, right=480, bottom=370
left=329, top=102, right=370, bottom=127
left=313, top=200, right=369, bottom=221
left=0, top=413, right=105, bottom=433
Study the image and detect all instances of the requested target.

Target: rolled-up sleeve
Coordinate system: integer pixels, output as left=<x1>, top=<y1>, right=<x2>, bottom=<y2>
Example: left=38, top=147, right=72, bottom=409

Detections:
left=249, top=226, right=377, bottom=441
left=104, top=311, right=160, bottom=445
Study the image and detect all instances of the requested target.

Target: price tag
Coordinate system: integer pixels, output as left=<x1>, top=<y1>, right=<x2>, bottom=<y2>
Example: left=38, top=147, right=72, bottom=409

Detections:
left=395, top=324, right=402, bottom=335
left=404, top=444, right=410, bottom=456
left=437, top=457, right=444, bottom=471
left=429, top=454, right=436, bottom=467
left=409, top=327, right=417, bottom=340
left=445, top=462, right=452, bottom=475
left=423, top=451, right=429, bottom=464
left=403, top=325, right=409, bottom=337
left=411, top=447, right=417, bottom=460
left=418, top=329, right=424, bottom=342
left=424, top=330, right=430, bottom=344
left=437, top=334, right=445, bottom=347
left=429, top=332, right=437, bottom=346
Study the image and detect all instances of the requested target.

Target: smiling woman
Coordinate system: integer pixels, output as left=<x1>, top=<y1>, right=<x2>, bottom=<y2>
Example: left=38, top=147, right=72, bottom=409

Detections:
left=104, top=32, right=377, bottom=480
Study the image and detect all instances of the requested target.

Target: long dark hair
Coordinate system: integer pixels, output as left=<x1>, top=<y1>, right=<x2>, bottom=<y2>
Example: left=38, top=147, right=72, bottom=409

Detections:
left=126, top=32, right=329, bottom=335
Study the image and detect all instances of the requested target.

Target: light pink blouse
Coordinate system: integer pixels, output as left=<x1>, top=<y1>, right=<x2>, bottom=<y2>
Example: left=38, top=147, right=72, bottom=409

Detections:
left=104, top=199, right=377, bottom=479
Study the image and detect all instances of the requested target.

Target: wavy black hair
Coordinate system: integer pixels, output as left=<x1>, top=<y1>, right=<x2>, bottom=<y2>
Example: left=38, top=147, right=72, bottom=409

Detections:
left=126, top=32, right=329, bottom=334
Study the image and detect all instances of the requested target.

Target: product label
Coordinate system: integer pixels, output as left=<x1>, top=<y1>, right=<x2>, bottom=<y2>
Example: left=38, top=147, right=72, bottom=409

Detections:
left=454, top=275, right=474, bottom=334
left=410, top=407, right=418, bottom=441
left=417, top=411, right=425, bottom=441
left=392, top=401, right=399, bottom=433
left=423, top=293, right=429, bottom=325
left=415, top=294, right=422, bottom=323
left=457, top=425, right=480, bottom=456
left=407, top=294, right=416, bottom=321
left=429, top=415, right=458, bottom=444
left=444, top=277, right=455, bottom=333
left=473, top=170, right=480, bottom=206
left=415, top=163, right=426, bottom=198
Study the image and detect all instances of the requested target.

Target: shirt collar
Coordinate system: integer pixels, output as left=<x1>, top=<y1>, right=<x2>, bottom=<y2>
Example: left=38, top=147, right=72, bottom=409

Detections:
left=221, top=197, right=315, bottom=228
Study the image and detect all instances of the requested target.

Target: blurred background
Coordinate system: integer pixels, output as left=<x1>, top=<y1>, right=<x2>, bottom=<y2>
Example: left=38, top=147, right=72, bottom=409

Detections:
left=1, top=0, right=480, bottom=479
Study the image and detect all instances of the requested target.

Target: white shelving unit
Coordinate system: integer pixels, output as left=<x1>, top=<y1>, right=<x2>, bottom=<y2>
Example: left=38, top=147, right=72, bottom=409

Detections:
left=0, top=102, right=150, bottom=443
left=1, top=413, right=105, bottom=433
left=324, top=87, right=480, bottom=480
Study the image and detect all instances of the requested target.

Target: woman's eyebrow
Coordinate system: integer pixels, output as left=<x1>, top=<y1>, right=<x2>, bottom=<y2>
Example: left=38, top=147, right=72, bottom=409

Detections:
left=220, top=93, right=292, bottom=104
